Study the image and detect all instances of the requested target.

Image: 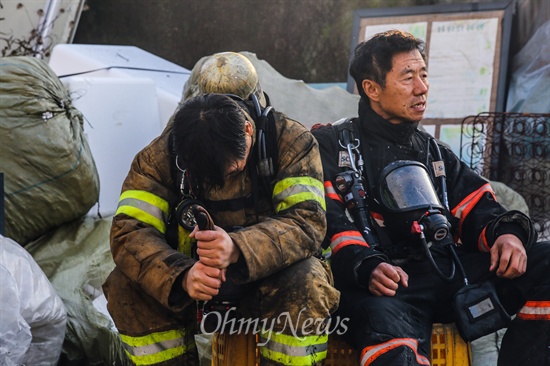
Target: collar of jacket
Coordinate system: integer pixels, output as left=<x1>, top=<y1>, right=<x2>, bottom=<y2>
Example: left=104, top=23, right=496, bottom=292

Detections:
left=357, top=98, right=419, bottom=146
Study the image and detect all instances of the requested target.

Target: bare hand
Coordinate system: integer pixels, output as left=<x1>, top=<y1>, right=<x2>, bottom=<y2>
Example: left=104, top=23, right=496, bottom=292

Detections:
left=369, top=262, right=409, bottom=297
left=489, top=234, right=527, bottom=279
left=182, top=261, right=223, bottom=301
left=190, top=225, right=240, bottom=269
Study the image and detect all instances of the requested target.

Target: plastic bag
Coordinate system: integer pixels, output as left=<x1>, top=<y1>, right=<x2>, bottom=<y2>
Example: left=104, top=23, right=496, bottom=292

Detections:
left=0, top=235, right=67, bottom=365
left=25, top=216, right=130, bottom=366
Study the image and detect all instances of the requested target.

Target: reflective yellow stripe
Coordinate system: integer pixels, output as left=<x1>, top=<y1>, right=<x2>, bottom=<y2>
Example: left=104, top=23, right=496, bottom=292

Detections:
left=273, top=177, right=325, bottom=212
left=259, top=332, right=328, bottom=365
left=123, top=343, right=184, bottom=365
left=116, top=190, right=169, bottom=233
left=120, top=329, right=184, bottom=348
left=321, top=246, right=332, bottom=262
left=262, top=331, right=328, bottom=347
left=119, top=329, right=194, bottom=366
left=177, top=225, right=194, bottom=257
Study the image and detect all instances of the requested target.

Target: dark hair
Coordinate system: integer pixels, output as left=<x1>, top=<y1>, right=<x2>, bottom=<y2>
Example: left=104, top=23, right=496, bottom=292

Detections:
left=173, top=93, right=248, bottom=190
left=349, top=29, right=426, bottom=100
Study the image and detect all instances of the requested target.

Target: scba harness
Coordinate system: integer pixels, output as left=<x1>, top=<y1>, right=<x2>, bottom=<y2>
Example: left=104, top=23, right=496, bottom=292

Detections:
left=327, top=118, right=458, bottom=272
left=327, top=118, right=517, bottom=340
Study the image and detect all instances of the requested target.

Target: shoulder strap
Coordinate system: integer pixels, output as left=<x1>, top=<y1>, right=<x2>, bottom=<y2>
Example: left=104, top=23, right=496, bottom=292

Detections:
left=255, top=106, right=278, bottom=181
left=332, top=117, right=358, bottom=146
left=166, top=129, right=184, bottom=249
left=168, top=129, right=186, bottom=196
left=247, top=92, right=279, bottom=197
left=262, top=93, right=278, bottom=178
left=331, top=117, right=362, bottom=172
left=329, top=117, right=383, bottom=247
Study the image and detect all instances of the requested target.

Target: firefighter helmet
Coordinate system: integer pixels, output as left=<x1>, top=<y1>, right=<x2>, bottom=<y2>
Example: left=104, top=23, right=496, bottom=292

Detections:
left=182, top=52, right=266, bottom=107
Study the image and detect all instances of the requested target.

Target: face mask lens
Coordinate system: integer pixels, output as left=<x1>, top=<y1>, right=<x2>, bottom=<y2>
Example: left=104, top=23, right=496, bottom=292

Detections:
left=380, top=161, right=441, bottom=212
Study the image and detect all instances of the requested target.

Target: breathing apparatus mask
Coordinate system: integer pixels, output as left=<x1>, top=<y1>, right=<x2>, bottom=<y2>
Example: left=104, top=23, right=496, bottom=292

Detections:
left=379, top=160, right=453, bottom=248
left=379, top=158, right=510, bottom=341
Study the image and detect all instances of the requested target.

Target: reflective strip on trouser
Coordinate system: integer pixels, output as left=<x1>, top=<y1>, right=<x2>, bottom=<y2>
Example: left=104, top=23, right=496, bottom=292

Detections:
left=119, top=328, right=194, bottom=366
left=517, top=301, right=550, bottom=320
left=273, top=177, right=325, bottom=212
left=360, top=338, right=430, bottom=366
left=104, top=268, right=198, bottom=366
left=259, top=331, right=328, bottom=365
left=116, top=190, right=170, bottom=233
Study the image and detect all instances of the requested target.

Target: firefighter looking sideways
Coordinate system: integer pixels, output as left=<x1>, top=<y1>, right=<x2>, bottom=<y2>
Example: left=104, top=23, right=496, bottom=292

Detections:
left=102, top=52, right=340, bottom=366
left=311, top=30, right=550, bottom=365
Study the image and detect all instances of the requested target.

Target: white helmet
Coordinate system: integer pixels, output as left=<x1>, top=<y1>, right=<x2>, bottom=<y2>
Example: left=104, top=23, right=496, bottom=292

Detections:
left=182, top=52, right=266, bottom=107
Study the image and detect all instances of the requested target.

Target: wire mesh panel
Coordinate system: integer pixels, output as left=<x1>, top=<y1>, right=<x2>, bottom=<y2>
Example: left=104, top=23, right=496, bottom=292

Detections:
left=460, top=112, right=550, bottom=240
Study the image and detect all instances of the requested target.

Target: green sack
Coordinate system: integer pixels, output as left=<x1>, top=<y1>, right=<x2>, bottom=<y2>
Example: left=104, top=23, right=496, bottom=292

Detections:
left=0, top=56, right=99, bottom=245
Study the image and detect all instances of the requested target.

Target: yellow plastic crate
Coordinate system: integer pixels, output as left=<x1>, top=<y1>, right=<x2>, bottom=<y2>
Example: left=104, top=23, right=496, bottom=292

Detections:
left=212, top=323, right=471, bottom=366
left=431, top=323, right=472, bottom=366
left=325, top=334, right=357, bottom=366
left=212, top=332, right=259, bottom=366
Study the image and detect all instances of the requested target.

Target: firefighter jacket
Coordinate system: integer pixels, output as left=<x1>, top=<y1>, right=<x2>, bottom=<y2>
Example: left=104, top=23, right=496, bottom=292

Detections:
left=312, top=99, right=536, bottom=290
left=110, top=110, right=327, bottom=313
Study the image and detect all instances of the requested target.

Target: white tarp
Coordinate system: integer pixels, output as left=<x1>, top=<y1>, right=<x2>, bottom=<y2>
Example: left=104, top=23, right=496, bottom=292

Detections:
left=0, top=235, right=66, bottom=366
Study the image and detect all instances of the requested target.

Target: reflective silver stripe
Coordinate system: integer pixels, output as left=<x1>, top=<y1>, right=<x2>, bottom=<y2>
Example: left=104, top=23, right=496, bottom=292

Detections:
left=122, top=337, right=185, bottom=356
left=118, top=197, right=167, bottom=222
left=324, top=184, right=338, bottom=196
left=452, top=183, right=493, bottom=220
left=274, top=183, right=324, bottom=201
left=324, top=181, right=342, bottom=202
left=273, top=180, right=325, bottom=212
left=330, top=232, right=366, bottom=251
left=259, top=337, right=328, bottom=357
left=360, top=338, right=430, bottom=366
left=518, top=301, right=550, bottom=319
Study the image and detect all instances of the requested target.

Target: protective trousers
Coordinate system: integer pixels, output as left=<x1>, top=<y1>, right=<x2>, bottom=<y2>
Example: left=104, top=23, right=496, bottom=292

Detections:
left=335, top=241, right=550, bottom=366
left=104, top=256, right=340, bottom=366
